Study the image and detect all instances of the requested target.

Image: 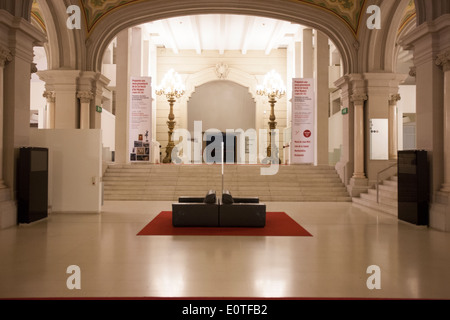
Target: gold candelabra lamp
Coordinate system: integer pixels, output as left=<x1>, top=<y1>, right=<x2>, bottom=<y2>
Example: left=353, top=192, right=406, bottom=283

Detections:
left=257, top=70, right=286, bottom=164
left=156, top=69, right=185, bottom=164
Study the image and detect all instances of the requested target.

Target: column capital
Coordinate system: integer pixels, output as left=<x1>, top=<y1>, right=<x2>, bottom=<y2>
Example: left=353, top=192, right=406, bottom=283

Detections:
left=436, top=50, right=450, bottom=72
left=43, top=91, right=56, bottom=102
left=351, top=93, right=368, bottom=104
left=31, top=62, right=38, bottom=74
left=0, top=47, right=13, bottom=68
left=77, top=91, right=94, bottom=103
left=389, top=93, right=401, bottom=105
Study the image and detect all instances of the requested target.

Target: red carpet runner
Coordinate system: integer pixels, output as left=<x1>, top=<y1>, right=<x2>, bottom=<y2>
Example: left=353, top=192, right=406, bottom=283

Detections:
left=137, top=211, right=312, bottom=237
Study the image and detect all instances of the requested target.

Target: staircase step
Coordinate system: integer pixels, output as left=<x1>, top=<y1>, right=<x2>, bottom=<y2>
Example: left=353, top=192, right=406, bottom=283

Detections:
left=360, top=192, right=398, bottom=207
left=103, top=164, right=350, bottom=202
left=352, top=197, right=398, bottom=216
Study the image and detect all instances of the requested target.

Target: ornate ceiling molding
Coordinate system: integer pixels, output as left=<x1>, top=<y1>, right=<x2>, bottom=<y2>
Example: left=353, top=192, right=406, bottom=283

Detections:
left=398, top=0, right=416, bottom=34
left=287, top=0, right=367, bottom=36
left=31, top=0, right=46, bottom=32
left=80, top=0, right=367, bottom=37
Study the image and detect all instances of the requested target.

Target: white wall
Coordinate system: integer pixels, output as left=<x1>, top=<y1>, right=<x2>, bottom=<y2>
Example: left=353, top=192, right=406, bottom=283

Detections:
left=328, top=111, right=343, bottom=164
left=101, top=108, right=116, bottom=152
left=187, top=80, right=256, bottom=132
left=397, top=85, right=416, bottom=150
left=156, top=49, right=288, bottom=161
left=30, top=129, right=103, bottom=213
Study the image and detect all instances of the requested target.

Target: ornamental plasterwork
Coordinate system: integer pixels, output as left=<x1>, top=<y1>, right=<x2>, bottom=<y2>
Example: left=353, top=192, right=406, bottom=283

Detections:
left=350, top=92, right=367, bottom=104
left=398, top=0, right=416, bottom=34
left=215, top=63, right=229, bottom=79
left=389, top=94, right=401, bottom=105
left=0, top=47, right=13, bottom=67
left=80, top=0, right=367, bottom=36
left=31, top=0, right=46, bottom=32
left=288, top=0, right=366, bottom=36
left=436, top=50, right=450, bottom=72
left=77, top=91, right=94, bottom=103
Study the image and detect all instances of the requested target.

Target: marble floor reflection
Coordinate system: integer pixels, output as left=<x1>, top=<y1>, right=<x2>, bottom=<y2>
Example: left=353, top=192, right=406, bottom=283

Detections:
left=1, top=201, right=450, bottom=299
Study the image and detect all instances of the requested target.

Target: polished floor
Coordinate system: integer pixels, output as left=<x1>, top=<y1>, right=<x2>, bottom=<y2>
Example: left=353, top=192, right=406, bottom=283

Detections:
left=1, top=201, right=450, bottom=299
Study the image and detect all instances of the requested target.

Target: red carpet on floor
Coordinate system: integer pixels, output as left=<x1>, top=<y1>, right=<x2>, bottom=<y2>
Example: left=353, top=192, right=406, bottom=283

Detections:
left=137, top=211, right=312, bottom=237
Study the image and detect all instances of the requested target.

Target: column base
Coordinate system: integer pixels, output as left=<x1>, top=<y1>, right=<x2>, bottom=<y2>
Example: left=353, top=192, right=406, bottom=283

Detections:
left=440, top=184, right=450, bottom=193
left=347, top=176, right=369, bottom=197
left=0, top=185, right=16, bottom=229
left=430, top=191, right=450, bottom=232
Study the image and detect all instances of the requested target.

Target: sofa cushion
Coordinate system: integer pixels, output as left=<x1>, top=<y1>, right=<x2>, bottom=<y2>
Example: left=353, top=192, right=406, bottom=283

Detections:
left=222, top=190, right=234, bottom=204
left=204, top=190, right=217, bottom=204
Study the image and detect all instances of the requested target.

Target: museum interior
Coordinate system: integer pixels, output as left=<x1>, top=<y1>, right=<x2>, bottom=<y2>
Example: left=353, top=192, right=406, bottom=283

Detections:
left=1, top=0, right=450, bottom=300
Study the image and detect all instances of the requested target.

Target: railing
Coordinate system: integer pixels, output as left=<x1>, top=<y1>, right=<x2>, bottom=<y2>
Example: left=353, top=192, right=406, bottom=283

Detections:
left=376, top=163, right=398, bottom=204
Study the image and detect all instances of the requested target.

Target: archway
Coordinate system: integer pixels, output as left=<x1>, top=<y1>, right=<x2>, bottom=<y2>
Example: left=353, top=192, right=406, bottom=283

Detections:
left=86, top=0, right=359, bottom=75
left=188, top=80, right=256, bottom=164
left=188, top=80, right=256, bottom=133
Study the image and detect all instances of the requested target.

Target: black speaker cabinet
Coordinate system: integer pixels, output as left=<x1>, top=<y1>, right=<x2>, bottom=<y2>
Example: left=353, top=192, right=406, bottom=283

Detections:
left=17, top=147, right=49, bottom=224
left=398, top=150, right=429, bottom=226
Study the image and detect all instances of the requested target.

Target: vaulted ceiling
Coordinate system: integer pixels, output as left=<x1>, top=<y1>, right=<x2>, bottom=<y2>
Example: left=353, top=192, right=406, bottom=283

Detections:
left=79, top=0, right=367, bottom=36
left=141, top=15, right=306, bottom=55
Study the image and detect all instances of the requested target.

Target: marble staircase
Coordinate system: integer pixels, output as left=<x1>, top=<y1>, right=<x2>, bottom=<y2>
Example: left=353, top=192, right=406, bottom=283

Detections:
left=352, top=176, right=398, bottom=216
left=103, top=164, right=352, bottom=202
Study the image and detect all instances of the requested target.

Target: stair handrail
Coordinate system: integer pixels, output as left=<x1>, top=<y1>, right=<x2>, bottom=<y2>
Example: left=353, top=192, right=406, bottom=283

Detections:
left=376, top=163, right=397, bottom=204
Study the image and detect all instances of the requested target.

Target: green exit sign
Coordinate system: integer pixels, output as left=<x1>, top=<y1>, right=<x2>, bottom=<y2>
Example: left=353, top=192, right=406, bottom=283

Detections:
left=96, top=106, right=103, bottom=113
left=342, top=107, right=348, bottom=115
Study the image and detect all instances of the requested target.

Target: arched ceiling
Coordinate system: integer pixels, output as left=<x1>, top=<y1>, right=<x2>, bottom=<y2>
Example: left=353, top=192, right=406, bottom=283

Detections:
left=80, top=0, right=367, bottom=37
left=31, top=0, right=46, bottom=32
left=398, top=0, right=416, bottom=34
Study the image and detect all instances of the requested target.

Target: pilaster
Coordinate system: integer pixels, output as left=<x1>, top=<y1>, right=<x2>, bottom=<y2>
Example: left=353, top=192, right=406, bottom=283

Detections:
left=0, top=11, right=46, bottom=229
left=349, top=92, right=369, bottom=196
left=37, top=70, right=81, bottom=129
left=315, top=30, right=329, bottom=165
left=78, top=71, right=111, bottom=129
left=43, top=90, right=55, bottom=129
left=77, top=91, right=94, bottom=129
left=363, top=73, right=407, bottom=185
left=0, top=46, right=12, bottom=186
left=401, top=14, right=450, bottom=231
left=389, top=93, right=401, bottom=160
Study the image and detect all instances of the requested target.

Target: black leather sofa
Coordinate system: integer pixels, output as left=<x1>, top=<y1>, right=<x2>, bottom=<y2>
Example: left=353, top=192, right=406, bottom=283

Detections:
left=219, top=190, right=266, bottom=228
left=172, top=190, right=219, bottom=227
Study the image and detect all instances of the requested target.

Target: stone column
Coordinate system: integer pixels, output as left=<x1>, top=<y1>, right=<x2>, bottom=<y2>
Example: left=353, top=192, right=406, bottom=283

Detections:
left=77, top=91, right=94, bottom=129
left=115, top=28, right=131, bottom=164
left=315, top=30, right=330, bottom=165
left=302, top=29, right=314, bottom=79
left=0, top=47, right=12, bottom=187
left=389, top=93, right=401, bottom=160
left=37, top=70, right=81, bottom=129
left=436, top=50, right=450, bottom=193
left=43, top=91, right=55, bottom=129
left=295, top=41, right=302, bottom=78
left=351, top=93, right=368, bottom=181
